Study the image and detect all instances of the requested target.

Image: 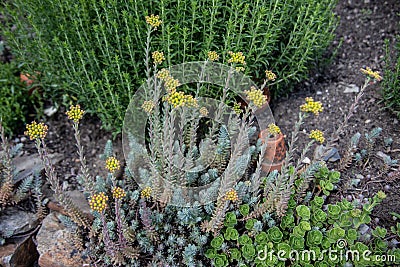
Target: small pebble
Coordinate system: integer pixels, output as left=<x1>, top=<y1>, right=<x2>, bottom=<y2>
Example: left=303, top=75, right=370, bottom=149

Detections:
left=374, top=217, right=379, bottom=224
left=20, top=136, right=27, bottom=142
left=347, top=195, right=353, bottom=201
left=14, top=137, right=20, bottom=143
left=356, top=174, right=364, bottom=180
left=384, top=184, right=391, bottom=191
left=365, top=119, right=371, bottom=124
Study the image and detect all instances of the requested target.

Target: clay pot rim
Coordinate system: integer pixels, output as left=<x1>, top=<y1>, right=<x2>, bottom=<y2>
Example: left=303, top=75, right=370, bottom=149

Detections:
left=258, top=129, right=284, bottom=142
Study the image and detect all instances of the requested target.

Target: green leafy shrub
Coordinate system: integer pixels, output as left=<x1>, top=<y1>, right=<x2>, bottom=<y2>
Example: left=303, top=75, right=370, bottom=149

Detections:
left=382, top=38, right=400, bottom=119
left=0, top=61, right=41, bottom=136
left=2, top=0, right=338, bottom=133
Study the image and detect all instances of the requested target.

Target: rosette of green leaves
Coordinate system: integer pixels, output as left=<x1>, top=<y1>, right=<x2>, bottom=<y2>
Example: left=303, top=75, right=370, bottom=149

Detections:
left=289, top=235, right=305, bottom=250
left=239, top=204, right=250, bottom=217
left=229, top=248, right=241, bottom=261
left=326, top=227, right=345, bottom=243
left=296, top=205, right=311, bottom=220
left=238, top=234, right=252, bottom=246
left=311, top=196, right=324, bottom=210
left=245, top=219, right=257, bottom=231
left=327, top=204, right=341, bottom=223
left=306, top=229, right=323, bottom=247
left=315, top=167, right=340, bottom=196
left=267, top=226, right=283, bottom=243
left=224, top=227, right=239, bottom=241
left=280, top=210, right=295, bottom=230
left=224, top=212, right=237, bottom=227
left=214, top=254, right=228, bottom=267
left=241, top=244, right=256, bottom=261
left=211, top=235, right=224, bottom=249
left=311, top=208, right=327, bottom=228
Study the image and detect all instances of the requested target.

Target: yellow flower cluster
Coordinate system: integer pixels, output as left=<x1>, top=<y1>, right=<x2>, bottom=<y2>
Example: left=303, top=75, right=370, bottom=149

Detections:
left=227, top=51, right=246, bottom=65
left=156, top=68, right=170, bottom=81
left=199, top=107, right=209, bottom=116
left=265, top=70, right=277, bottom=81
left=164, top=76, right=181, bottom=92
left=89, top=192, right=108, bottom=213
left=152, top=51, right=165, bottom=65
left=164, top=91, right=186, bottom=108
left=164, top=91, right=198, bottom=108
left=112, top=187, right=126, bottom=199
left=25, top=121, right=48, bottom=140
left=141, top=186, right=152, bottom=199
left=207, top=51, right=219, bottom=61
left=360, top=67, right=382, bottom=81
left=142, top=100, right=156, bottom=114
left=145, top=14, right=162, bottom=29
left=309, top=129, right=325, bottom=144
left=235, top=66, right=245, bottom=72
left=300, top=97, right=323, bottom=115
left=267, top=123, right=281, bottom=136
left=66, top=104, right=84, bottom=123
left=233, top=102, right=242, bottom=115
left=244, top=86, right=267, bottom=108
left=105, top=156, right=120, bottom=173
left=224, top=189, right=239, bottom=202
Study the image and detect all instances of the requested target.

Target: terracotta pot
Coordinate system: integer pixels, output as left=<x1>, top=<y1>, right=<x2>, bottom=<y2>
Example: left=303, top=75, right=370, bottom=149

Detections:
left=20, top=72, right=36, bottom=86
left=258, top=129, right=286, bottom=173
left=20, top=72, right=41, bottom=95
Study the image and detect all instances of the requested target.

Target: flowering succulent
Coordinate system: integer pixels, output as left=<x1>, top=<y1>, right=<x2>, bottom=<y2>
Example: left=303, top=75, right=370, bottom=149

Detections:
left=300, top=97, right=323, bottom=115
left=164, top=91, right=186, bottom=108
left=164, top=76, right=181, bottom=92
left=156, top=68, right=170, bottom=81
left=227, top=51, right=246, bottom=65
left=141, top=186, right=152, bottom=199
left=199, top=107, right=209, bottom=116
left=184, top=94, right=198, bottom=108
left=142, top=100, right=156, bottom=114
left=89, top=192, right=108, bottom=213
left=207, top=51, right=219, bottom=61
left=233, top=102, right=242, bottom=115
left=25, top=121, right=48, bottom=140
left=265, top=70, right=277, bottom=81
left=145, top=14, right=162, bottom=29
left=66, top=104, right=84, bottom=122
left=152, top=51, right=165, bottom=65
left=112, top=187, right=126, bottom=199
left=244, top=86, right=267, bottom=108
left=235, top=66, right=245, bottom=72
left=309, top=129, right=325, bottom=144
left=360, top=67, right=382, bottom=81
left=224, top=189, right=239, bottom=202
left=267, top=123, right=281, bottom=136
left=105, top=156, right=120, bottom=173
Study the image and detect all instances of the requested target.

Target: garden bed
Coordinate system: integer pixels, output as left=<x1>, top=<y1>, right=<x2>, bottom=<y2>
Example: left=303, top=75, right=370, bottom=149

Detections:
left=1, top=0, right=400, bottom=266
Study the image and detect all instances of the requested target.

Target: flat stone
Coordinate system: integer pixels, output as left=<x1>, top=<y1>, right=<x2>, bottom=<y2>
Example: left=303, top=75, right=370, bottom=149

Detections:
left=342, top=83, right=360, bottom=93
left=0, top=207, right=39, bottom=238
left=12, top=153, right=63, bottom=183
left=36, top=212, right=90, bottom=267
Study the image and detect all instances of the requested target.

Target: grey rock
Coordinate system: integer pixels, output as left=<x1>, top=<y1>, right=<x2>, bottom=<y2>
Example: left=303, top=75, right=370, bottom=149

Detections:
left=0, top=207, right=39, bottom=238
